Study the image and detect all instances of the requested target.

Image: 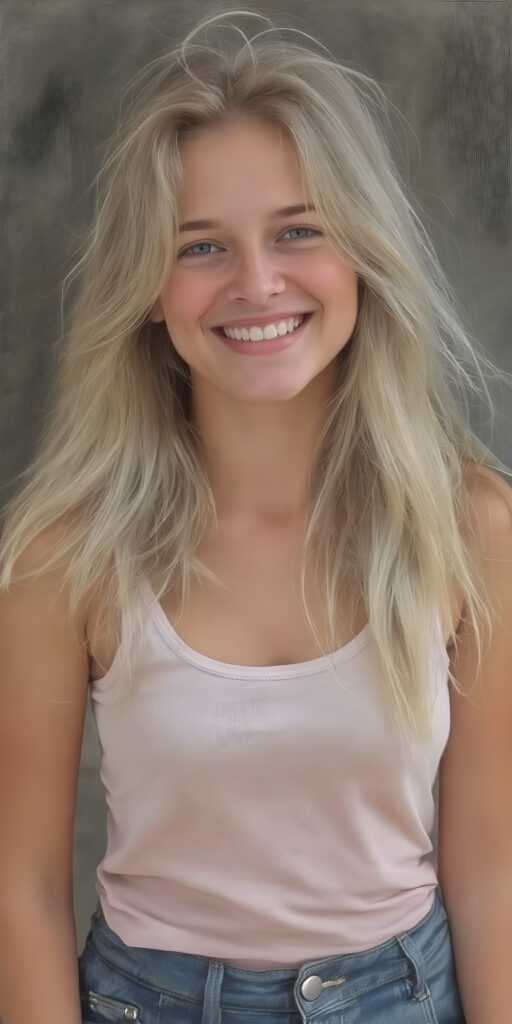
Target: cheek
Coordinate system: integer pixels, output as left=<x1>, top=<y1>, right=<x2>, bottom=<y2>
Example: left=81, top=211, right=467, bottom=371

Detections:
left=309, top=258, right=358, bottom=303
left=163, top=272, right=214, bottom=327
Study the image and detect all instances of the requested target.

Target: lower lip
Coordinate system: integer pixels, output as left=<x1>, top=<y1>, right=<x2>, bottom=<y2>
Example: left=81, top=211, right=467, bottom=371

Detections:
left=213, top=314, right=313, bottom=355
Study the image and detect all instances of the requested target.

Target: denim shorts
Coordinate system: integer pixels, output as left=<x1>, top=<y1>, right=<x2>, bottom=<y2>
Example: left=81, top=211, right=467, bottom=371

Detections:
left=78, top=887, right=466, bottom=1023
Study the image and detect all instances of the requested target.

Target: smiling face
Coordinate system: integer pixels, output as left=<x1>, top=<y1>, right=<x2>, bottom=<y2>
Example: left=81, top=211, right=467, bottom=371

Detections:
left=150, top=115, right=359, bottom=407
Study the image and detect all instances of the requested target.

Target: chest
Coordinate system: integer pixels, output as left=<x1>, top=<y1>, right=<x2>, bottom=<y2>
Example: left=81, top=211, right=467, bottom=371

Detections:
left=160, top=525, right=368, bottom=668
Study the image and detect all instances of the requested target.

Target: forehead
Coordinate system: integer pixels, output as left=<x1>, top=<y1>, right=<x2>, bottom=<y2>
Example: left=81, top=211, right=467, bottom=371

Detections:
left=177, top=116, right=308, bottom=215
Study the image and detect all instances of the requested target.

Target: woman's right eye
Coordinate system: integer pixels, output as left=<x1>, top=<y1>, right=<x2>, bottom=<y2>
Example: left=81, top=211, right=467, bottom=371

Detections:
left=178, top=241, right=224, bottom=259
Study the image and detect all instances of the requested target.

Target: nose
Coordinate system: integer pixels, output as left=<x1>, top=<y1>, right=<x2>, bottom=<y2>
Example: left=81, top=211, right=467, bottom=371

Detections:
left=226, top=245, right=286, bottom=305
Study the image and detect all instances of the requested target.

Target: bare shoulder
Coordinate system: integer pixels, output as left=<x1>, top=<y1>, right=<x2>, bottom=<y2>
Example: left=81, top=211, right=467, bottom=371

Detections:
left=460, top=462, right=512, bottom=554
left=445, top=465, right=511, bottom=641
left=458, top=464, right=512, bottom=585
left=464, top=464, right=512, bottom=626
left=444, top=461, right=512, bottom=647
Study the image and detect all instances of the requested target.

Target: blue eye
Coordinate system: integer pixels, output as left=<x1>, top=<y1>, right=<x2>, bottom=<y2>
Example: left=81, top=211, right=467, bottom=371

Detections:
left=283, top=227, right=317, bottom=239
left=180, top=241, right=222, bottom=258
left=178, top=227, right=321, bottom=259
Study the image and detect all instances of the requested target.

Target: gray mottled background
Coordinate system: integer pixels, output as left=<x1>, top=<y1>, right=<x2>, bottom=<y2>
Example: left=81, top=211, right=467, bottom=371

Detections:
left=0, top=0, right=510, bottom=954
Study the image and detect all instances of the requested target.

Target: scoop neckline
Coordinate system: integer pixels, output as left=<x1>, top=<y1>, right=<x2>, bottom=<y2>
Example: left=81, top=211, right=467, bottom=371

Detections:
left=140, top=578, right=371, bottom=680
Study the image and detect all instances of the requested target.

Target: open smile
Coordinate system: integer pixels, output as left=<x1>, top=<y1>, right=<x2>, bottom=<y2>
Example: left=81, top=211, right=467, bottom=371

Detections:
left=212, top=312, right=314, bottom=356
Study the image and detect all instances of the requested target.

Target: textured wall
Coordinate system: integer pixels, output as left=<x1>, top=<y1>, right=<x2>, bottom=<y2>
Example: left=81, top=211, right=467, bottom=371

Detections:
left=1, top=0, right=510, bottom=953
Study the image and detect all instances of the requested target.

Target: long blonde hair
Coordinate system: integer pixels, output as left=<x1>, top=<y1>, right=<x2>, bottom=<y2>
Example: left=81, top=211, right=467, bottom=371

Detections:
left=1, top=7, right=511, bottom=756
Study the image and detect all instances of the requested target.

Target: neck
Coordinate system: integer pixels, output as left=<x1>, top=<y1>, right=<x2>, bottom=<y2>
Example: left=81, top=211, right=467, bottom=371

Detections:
left=189, top=366, right=337, bottom=522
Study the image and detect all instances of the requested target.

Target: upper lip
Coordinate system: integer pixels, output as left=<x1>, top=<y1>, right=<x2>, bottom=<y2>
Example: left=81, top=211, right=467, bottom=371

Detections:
left=213, top=311, right=313, bottom=329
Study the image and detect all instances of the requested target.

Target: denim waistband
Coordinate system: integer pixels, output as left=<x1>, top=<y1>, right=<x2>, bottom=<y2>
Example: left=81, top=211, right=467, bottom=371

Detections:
left=85, top=888, right=444, bottom=1015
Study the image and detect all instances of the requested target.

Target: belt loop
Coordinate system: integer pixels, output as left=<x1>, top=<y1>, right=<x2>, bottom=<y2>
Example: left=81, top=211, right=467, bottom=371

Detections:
left=396, top=933, right=430, bottom=1001
left=202, top=961, right=225, bottom=1024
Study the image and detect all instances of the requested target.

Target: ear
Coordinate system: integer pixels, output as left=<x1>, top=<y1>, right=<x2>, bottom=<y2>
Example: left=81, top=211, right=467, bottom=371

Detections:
left=149, top=298, right=165, bottom=323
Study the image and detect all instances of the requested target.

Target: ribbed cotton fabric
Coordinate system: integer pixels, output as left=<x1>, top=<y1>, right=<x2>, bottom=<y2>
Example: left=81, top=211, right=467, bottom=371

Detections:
left=89, top=578, right=451, bottom=968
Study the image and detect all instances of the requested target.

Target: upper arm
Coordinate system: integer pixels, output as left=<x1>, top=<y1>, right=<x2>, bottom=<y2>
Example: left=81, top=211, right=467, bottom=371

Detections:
left=0, top=524, right=90, bottom=913
left=438, top=467, right=512, bottom=904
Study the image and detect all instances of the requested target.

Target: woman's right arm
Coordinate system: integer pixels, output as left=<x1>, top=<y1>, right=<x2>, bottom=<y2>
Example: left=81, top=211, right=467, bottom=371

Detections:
left=0, top=526, right=90, bottom=1024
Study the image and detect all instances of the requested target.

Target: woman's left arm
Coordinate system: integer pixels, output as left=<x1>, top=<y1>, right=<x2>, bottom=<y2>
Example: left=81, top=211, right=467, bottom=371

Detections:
left=438, top=467, right=512, bottom=1024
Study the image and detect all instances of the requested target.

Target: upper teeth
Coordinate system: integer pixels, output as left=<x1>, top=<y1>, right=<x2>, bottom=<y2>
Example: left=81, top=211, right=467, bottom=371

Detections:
left=220, top=315, right=305, bottom=341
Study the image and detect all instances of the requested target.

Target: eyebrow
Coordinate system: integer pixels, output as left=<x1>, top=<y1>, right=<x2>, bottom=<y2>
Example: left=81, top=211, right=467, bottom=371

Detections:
left=178, top=203, right=317, bottom=233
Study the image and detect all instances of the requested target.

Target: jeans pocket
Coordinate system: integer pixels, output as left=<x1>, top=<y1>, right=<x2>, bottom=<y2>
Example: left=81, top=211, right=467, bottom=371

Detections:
left=81, top=988, right=142, bottom=1021
left=78, top=937, right=161, bottom=1023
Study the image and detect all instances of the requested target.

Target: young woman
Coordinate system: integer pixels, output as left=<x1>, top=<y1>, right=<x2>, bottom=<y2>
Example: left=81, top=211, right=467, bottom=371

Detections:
left=1, top=9, right=511, bottom=1024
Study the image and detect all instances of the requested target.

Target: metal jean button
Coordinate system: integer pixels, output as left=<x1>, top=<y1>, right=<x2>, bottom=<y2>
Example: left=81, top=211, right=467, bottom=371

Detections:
left=301, top=975, right=324, bottom=1000
left=300, top=973, right=347, bottom=1001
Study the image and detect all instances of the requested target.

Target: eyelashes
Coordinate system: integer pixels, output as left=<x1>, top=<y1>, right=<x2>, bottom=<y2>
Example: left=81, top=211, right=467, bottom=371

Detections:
left=178, top=227, right=322, bottom=260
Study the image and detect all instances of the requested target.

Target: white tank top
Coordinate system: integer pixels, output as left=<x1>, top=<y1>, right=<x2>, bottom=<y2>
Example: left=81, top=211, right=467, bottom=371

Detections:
left=89, top=577, right=450, bottom=967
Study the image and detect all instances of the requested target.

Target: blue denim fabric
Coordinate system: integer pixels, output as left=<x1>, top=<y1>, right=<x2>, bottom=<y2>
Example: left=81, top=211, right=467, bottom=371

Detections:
left=78, top=887, right=466, bottom=1023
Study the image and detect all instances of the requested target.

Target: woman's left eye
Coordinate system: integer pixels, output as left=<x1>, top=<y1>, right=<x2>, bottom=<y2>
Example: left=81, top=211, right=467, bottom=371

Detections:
left=282, top=227, right=320, bottom=240
left=179, top=227, right=321, bottom=259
